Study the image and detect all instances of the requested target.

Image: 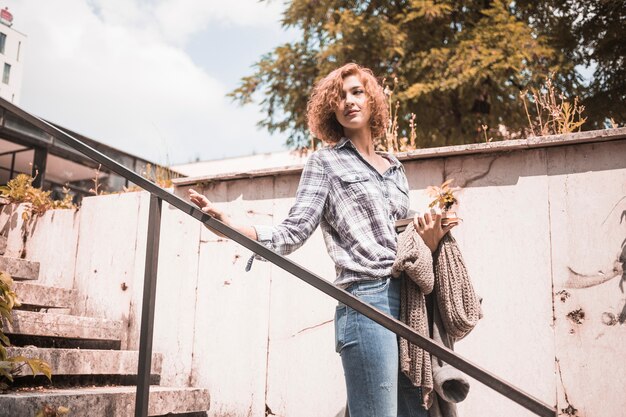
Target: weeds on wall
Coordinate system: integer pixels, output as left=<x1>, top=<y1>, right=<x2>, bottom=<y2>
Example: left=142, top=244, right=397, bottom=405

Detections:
left=520, top=74, right=587, bottom=136
left=0, top=161, right=179, bottom=215
left=90, top=163, right=180, bottom=195
left=372, top=73, right=590, bottom=153
left=381, top=77, right=418, bottom=153
left=0, top=271, right=52, bottom=390
left=142, top=163, right=179, bottom=188
left=0, top=174, right=76, bottom=219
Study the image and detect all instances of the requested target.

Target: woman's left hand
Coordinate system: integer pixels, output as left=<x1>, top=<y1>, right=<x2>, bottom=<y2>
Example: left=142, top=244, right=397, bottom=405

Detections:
left=413, top=210, right=456, bottom=253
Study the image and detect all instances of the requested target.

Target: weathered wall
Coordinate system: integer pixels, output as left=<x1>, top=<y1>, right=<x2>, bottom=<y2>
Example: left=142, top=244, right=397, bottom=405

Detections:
left=174, top=130, right=626, bottom=417
left=5, top=129, right=625, bottom=417
left=0, top=202, right=79, bottom=289
left=546, top=140, right=626, bottom=417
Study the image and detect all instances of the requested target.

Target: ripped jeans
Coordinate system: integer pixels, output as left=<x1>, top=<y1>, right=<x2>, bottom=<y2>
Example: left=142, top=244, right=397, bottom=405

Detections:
left=335, top=278, right=428, bottom=417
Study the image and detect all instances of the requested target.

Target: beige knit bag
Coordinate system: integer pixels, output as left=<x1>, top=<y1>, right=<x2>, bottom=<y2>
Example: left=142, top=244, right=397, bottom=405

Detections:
left=433, top=234, right=482, bottom=339
left=392, top=222, right=435, bottom=405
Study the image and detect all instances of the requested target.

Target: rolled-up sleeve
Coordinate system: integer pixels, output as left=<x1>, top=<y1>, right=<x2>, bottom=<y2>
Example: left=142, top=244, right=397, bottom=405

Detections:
left=253, top=153, right=329, bottom=256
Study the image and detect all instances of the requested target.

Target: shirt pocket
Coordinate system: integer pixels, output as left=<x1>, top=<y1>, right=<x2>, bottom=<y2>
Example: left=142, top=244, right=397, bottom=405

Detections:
left=339, top=173, right=371, bottom=202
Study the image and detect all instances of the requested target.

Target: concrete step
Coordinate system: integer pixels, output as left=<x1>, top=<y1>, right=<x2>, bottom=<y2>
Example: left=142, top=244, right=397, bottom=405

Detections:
left=0, top=255, right=40, bottom=280
left=0, top=386, right=210, bottom=417
left=6, top=347, right=163, bottom=377
left=12, top=282, right=77, bottom=309
left=3, top=311, right=122, bottom=341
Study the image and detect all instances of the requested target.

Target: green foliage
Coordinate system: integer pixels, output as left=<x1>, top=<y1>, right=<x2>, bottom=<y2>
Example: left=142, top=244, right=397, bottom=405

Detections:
left=231, top=0, right=624, bottom=149
left=0, top=174, right=76, bottom=220
left=0, top=271, right=52, bottom=390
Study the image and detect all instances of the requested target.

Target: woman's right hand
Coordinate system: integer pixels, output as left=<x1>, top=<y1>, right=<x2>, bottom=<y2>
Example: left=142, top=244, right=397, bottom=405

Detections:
left=188, top=188, right=231, bottom=238
left=187, top=189, right=259, bottom=241
left=188, top=188, right=224, bottom=220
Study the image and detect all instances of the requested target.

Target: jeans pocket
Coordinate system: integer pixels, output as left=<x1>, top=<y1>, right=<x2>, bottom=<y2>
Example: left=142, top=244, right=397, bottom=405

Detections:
left=334, top=304, right=347, bottom=353
left=353, top=278, right=391, bottom=296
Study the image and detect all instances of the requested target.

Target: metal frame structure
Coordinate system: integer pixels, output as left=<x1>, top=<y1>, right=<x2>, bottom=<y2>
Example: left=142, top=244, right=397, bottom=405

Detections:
left=0, top=97, right=556, bottom=417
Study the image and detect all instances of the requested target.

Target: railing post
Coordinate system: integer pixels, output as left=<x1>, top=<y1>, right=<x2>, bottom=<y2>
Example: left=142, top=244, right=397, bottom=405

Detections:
left=135, top=194, right=162, bottom=417
left=32, top=146, right=47, bottom=188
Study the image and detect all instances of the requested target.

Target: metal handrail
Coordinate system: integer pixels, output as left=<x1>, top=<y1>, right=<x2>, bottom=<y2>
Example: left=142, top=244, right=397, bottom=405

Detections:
left=0, top=98, right=556, bottom=417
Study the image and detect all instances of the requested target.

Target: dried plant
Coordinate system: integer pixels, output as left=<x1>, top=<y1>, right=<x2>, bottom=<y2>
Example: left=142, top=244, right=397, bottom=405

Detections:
left=93, top=162, right=182, bottom=195
left=89, top=164, right=105, bottom=195
left=426, top=179, right=460, bottom=211
left=481, top=124, right=493, bottom=143
left=142, top=163, right=178, bottom=188
left=381, top=78, right=418, bottom=153
left=520, top=74, right=587, bottom=136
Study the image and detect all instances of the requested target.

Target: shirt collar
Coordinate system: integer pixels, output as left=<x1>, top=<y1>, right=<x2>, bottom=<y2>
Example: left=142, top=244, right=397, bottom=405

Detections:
left=335, top=137, right=351, bottom=149
left=334, top=137, right=402, bottom=170
left=381, top=152, right=402, bottom=169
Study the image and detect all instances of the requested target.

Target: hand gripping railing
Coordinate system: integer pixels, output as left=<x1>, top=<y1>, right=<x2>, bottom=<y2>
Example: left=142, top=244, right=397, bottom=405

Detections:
left=1, top=98, right=556, bottom=417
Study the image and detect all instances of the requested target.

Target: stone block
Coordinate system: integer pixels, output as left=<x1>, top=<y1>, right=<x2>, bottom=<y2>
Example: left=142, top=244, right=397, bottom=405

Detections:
left=0, top=203, right=29, bottom=258
left=22, top=207, right=80, bottom=288
left=72, top=191, right=150, bottom=350
left=6, top=347, right=163, bottom=377
left=4, top=311, right=122, bottom=341
left=12, top=282, right=77, bottom=308
left=0, top=256, right=40, bottom=280
left=0, top=386, right=210, bottom=417
left=144, top=202, right=201, bottom=387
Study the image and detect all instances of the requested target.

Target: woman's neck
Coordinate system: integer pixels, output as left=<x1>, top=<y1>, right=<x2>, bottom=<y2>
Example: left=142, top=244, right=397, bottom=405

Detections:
left=344, top=128, right=375, bottom=157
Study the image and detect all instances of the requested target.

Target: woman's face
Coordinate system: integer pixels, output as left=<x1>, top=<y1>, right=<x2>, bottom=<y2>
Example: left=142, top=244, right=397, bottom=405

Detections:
left=334, top=74, right=371, bottom=134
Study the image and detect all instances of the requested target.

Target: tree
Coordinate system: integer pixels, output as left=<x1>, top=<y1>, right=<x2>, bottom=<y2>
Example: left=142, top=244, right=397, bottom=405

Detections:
left=230, top=0, right=623, bottom=150
left=516, top=0, right=626, bottom=127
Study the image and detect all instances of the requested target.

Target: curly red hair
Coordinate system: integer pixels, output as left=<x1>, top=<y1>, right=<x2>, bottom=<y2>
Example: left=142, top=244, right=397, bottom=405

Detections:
left=307, top=63, right=389, bottom=144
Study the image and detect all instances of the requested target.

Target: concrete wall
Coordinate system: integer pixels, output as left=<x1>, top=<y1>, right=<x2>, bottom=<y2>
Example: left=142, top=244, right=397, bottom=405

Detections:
left=0, top=202, right=79, bottom=289
left=3, top=129, right=625, bottom=417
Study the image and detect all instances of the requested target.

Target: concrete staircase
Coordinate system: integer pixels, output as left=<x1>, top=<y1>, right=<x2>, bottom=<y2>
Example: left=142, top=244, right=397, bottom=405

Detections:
left=0, top=237, right=210, bottom=417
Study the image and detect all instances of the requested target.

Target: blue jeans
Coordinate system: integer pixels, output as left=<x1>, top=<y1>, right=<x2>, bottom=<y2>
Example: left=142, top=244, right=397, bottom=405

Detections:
left=335, top=278, right=428, bottom=417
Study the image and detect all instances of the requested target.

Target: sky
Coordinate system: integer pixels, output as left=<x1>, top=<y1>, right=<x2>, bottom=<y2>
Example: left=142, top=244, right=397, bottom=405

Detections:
left=4, top=0, right=297, bottom=165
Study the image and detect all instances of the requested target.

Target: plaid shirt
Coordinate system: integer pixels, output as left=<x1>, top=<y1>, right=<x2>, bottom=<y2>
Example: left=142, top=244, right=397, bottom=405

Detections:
left=254, top=137, right=410, bottom=287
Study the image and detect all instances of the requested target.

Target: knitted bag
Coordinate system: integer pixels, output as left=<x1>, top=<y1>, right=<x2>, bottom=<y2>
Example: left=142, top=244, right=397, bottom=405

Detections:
left=433, top=234, right=482, bottom=339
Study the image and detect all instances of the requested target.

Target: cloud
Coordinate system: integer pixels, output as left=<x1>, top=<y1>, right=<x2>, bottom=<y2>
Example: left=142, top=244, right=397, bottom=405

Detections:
left=5, top=0, right=288, bottom=165
left=153, top=0, right=286, bottom=45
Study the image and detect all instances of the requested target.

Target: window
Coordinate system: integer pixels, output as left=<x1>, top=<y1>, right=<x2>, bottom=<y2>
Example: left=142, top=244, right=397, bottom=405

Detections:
left=3, top=63, right=10, bottom=84
left=0, top=33, right=5, bottom=54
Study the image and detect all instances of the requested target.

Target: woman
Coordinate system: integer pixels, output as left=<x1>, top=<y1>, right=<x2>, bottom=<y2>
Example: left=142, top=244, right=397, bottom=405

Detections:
left=189, top=63, right=454, bottom=417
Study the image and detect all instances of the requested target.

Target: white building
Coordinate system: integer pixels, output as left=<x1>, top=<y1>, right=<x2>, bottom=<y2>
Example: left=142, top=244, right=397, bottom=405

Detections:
left=0, top=7, right=25, bottom=104
left=173, top=150, right=310, bottom=177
